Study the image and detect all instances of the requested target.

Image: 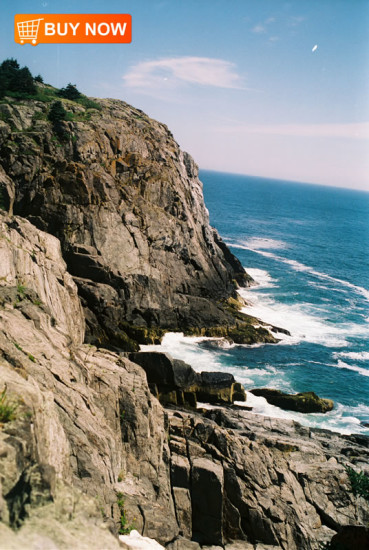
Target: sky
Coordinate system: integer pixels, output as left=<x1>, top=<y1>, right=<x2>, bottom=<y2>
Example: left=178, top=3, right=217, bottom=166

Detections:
left=1, top=0, right=369, bottom=190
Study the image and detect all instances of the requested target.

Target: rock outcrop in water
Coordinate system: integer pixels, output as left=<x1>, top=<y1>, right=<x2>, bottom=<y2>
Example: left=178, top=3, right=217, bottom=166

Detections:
left=0, top=89, right=368, bottom=550
left=250, top=389, right=334, bottom=414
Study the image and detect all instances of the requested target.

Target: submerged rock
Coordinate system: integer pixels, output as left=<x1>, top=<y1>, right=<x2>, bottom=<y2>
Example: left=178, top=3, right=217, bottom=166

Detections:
left=250, top=388, right=334, bottom=413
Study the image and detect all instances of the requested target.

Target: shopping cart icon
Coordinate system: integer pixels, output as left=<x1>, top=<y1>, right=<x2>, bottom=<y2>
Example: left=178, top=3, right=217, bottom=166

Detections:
left=17, top=18, right=43, bottom=45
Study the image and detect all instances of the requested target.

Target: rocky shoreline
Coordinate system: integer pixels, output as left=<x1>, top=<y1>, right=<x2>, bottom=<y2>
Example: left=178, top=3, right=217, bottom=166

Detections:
left=0, top=88, right=369, bottom=550
left=1, top=210, right=369, bottom=550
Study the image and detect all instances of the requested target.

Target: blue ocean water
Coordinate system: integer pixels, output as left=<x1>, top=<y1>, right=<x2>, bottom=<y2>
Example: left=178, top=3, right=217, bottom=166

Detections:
left=145, top=171, right=369, bottom=435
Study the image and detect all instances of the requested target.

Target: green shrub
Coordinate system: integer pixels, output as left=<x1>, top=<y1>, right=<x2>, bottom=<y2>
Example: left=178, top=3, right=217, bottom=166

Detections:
left=17, top=283, right=26, bottom=296
left=0, top=386, right=17, bottom=423
left=77, top=96, right=101, bottom=110
left=345, top=466, right=369, bottom=501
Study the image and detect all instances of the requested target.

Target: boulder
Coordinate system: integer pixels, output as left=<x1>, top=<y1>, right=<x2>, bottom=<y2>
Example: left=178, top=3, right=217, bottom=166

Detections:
left=194, top=373, right=246, bottom=405
left=250, top=389, right=334, bottom=413
left=129, top=352, right=197, bottom=389
left=129, top=352, right=246, bottom=406
left=167, top=538, right=201, bottom=550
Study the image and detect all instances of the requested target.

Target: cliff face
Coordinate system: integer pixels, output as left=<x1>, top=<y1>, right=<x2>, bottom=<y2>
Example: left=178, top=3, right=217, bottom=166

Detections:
left=0, top=212, right=175, bottom=548
left=1, top=93, right=368, bottom=550
left=0, top=95, right=257, bottom=350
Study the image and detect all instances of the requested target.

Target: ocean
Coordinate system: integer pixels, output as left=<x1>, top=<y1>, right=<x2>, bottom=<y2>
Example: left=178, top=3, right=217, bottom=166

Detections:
left=143, top=170, right=369, bottom=435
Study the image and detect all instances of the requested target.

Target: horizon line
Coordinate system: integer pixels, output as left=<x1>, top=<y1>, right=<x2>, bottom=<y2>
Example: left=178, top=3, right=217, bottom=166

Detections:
left=198, top=167, right=369, bottom=195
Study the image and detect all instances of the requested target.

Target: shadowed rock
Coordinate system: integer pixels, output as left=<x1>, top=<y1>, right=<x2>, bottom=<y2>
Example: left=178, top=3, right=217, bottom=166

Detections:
left=129, top=352, right=246, bottom=406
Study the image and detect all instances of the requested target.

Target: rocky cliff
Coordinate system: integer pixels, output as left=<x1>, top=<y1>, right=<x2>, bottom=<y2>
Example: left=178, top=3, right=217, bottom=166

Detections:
left=0, top=92, right=284, bottom=351
left=1, top=212, right=369, bottom=550
left=1, top=91, right=369, bottom=550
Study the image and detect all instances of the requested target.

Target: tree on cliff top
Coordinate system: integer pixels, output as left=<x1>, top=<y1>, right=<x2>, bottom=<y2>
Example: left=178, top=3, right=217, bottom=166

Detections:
left=57, top=83, right=81, bottom=100
left=0, top=58, right=36, bottom=98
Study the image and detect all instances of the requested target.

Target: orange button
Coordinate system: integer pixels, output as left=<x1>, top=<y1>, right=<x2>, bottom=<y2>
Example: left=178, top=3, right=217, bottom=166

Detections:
left=15, top=14, right=132, bottom=45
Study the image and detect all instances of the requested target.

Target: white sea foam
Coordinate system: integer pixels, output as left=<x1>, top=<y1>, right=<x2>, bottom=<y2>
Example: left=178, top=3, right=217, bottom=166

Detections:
left=229, top=240, right=369, bottom=302
left=238, top=283, right=365, bottom=348
left=333, top=351, right=369, bottom=361
left=334, top=360, right=369, bottom=377
left=240, top=237, right=288, bottom=250
left=245, top=268, right=276, bottom=289
left=141, top=333, right=282, bottom=386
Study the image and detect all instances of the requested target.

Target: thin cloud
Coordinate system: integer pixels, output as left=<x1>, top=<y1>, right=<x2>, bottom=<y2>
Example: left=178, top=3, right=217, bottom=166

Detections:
left=251, top=16, right=276, bottom=39
left=217, top=122, right=369, bottom=140
left=251, top=24, right=266, bottom=34
left=289, top=15, right=306, bottom=27
left=123, top=57, right=244, bottom=90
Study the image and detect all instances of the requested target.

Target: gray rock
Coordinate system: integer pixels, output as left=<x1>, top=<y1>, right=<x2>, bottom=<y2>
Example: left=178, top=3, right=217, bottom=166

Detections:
left=167, top=406, right=369, bottom=550
left=191, top=458, right=224, bottom=545
left=0, top=213, right=177, bottom=545
left=166, top=537, right=201, bottom=550
left=0, top=194, right=368, bottom=550
left=172, top=487, right=192, bottom=538
left=129, top=352, right=197, bottom=389
left=225, top=543, right=254, bottom=550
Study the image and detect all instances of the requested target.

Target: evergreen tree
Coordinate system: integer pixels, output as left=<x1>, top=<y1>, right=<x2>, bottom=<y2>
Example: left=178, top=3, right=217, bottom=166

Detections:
left=48, top=101, right=67, bottom=124
left=0, top=58, right=36, bottom=97
left=16, top=67, right=36, bottom=94
left=57, top=83, right=81, bottom=100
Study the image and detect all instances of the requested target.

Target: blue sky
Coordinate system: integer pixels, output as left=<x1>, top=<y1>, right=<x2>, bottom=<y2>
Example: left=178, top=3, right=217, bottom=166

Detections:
left=1, top=0, right=369, bottom=190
